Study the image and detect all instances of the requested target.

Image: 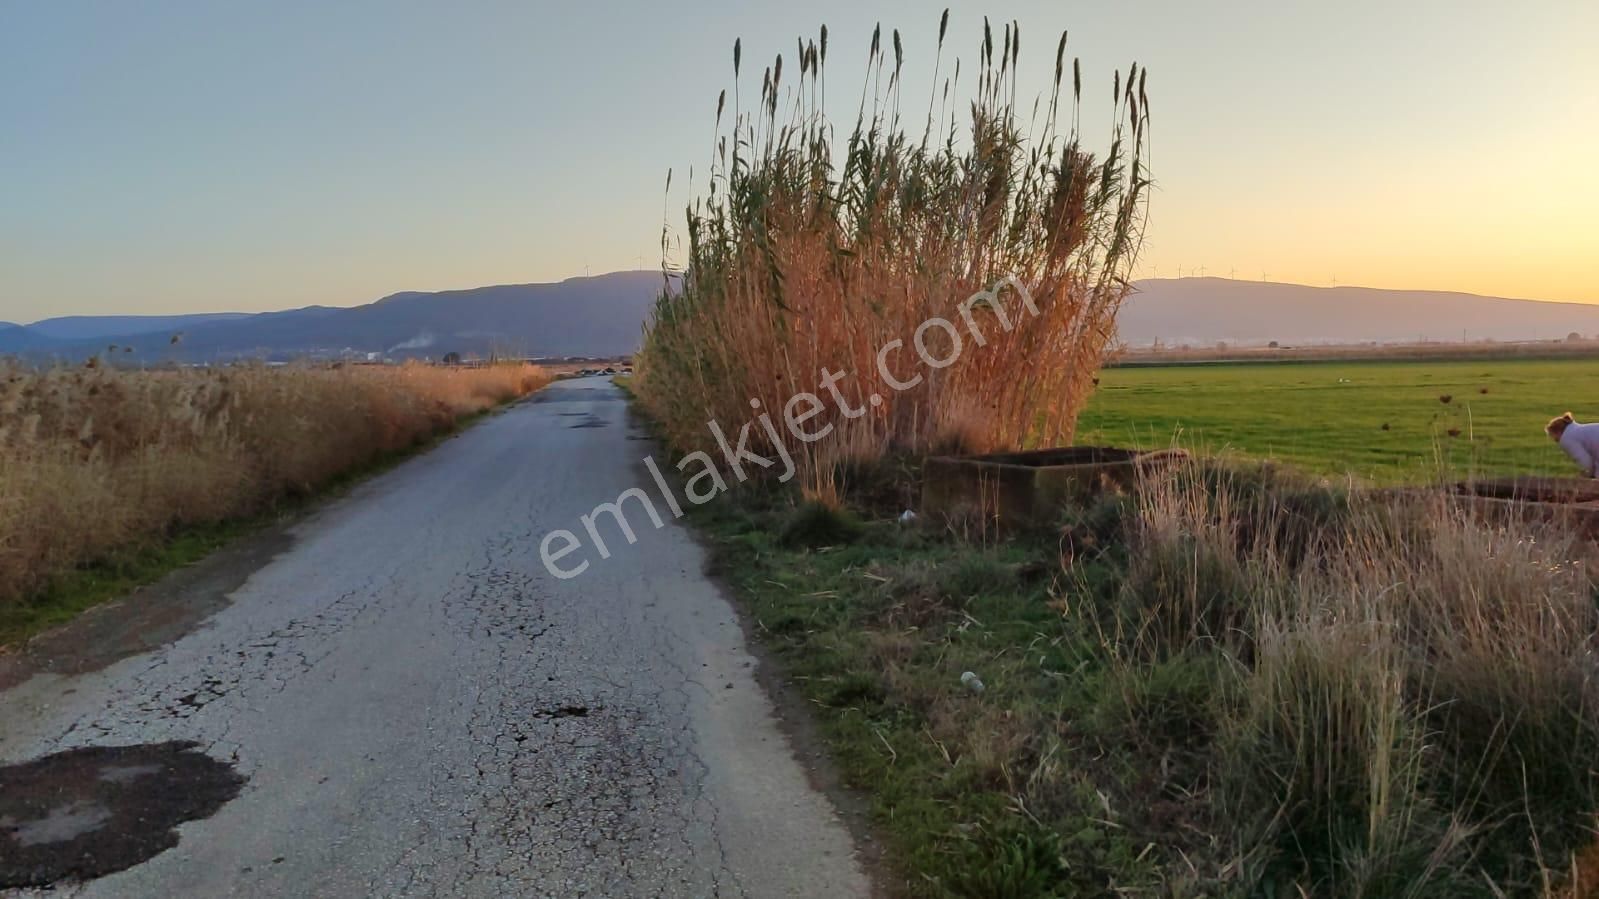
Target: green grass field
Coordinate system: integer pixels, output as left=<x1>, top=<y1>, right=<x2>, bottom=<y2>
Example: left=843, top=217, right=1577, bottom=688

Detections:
left=1075, top=358, right=1599, bottom=482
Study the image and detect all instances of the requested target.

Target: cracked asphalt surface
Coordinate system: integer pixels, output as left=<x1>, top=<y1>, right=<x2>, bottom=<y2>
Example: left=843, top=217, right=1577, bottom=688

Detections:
left=0, top=377, right=872, bottom=897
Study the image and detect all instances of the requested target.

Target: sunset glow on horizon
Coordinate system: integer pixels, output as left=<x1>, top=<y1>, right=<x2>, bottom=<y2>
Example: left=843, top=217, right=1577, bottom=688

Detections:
left=2, top=0, right=1595, bottom=322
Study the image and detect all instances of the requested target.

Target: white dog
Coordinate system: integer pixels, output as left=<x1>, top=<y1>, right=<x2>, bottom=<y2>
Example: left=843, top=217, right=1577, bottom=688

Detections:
left=1548, top=412, right=1599, bottom=477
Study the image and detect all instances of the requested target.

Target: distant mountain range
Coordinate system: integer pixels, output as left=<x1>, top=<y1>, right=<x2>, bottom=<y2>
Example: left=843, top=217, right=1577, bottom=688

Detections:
left=24, top=312, right=253, bottom=342
left=4, top=274, right=1596, bottom=363
left=1120, top=279, right=1599, bottom=346
left=1, top=272, right=665, bottom=362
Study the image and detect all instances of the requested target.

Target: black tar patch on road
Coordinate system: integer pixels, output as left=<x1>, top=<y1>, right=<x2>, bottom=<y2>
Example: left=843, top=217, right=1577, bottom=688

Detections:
left=0, top=741, right=245, bottom=888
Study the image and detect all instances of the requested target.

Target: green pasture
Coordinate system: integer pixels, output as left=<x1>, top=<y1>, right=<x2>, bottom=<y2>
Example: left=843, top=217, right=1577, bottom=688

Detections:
left=1075, top=358, right=1599, bottom=483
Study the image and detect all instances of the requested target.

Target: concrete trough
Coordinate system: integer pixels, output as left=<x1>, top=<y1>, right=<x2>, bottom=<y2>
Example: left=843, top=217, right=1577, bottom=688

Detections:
left=1380, top=476, right=1599, bottom=540
left=1450, top=475, right=1599, bottom=505
left=920, top=446, right=1189, bottom=529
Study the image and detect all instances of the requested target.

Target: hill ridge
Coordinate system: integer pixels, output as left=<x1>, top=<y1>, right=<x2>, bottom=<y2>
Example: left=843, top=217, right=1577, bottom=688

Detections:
left=7, top=274, right=1596, bottom=362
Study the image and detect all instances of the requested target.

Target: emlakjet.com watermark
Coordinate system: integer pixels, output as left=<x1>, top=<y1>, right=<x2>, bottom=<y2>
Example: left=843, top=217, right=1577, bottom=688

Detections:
left=538, top=276, right=1038, bottom=580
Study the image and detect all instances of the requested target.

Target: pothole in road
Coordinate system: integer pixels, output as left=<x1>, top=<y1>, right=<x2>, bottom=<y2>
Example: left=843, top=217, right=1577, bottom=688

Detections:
left=0, top=741, right=245, bottom=888
left=531, top=705, right=592, bottom=720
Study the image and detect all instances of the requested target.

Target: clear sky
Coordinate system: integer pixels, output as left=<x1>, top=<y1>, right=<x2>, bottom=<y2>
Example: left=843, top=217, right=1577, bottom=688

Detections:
left=2, top=0, right=1595, bottom=323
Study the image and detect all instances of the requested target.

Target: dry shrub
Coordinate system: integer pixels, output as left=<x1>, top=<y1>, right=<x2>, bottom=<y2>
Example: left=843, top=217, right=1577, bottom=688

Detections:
left=1117, top=466, right=1599, bottom=894
left=635, top=14, right=1150, bottom=489
left=0, top=361, right=548, bottom=608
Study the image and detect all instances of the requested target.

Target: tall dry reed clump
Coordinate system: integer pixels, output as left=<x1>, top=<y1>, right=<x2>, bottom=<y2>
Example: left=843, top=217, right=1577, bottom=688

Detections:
left=635, top=12, right=1150, bottom=488
left=0, top=361, right=547, bottom=609
left=1113, top=466, right=1599, bottom=896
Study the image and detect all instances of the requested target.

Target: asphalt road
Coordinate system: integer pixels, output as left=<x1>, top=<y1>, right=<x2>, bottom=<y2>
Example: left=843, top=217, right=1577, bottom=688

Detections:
left=0, top=377, right=872, bottom=898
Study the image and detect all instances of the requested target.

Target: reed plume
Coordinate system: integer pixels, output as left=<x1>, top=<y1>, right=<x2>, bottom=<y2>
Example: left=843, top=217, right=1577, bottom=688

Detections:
left=635, top=11, right=1151, bottom=488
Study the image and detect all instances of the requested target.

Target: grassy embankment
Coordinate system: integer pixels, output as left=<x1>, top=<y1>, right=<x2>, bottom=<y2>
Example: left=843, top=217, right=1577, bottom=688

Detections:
left=690, top=462, right=1599, bottom=897
left=0, top=361, right=549, bottom=645
left=1077, top=358, right=1595, bottom=482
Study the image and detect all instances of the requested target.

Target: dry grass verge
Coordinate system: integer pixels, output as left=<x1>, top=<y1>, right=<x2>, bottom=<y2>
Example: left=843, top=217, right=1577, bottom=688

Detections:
left=0, top=362, right=548, bottom=616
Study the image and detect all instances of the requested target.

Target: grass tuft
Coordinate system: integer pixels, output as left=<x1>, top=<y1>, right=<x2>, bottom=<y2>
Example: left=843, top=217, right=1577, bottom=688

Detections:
left=779, top=498, right=865, bottom=548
